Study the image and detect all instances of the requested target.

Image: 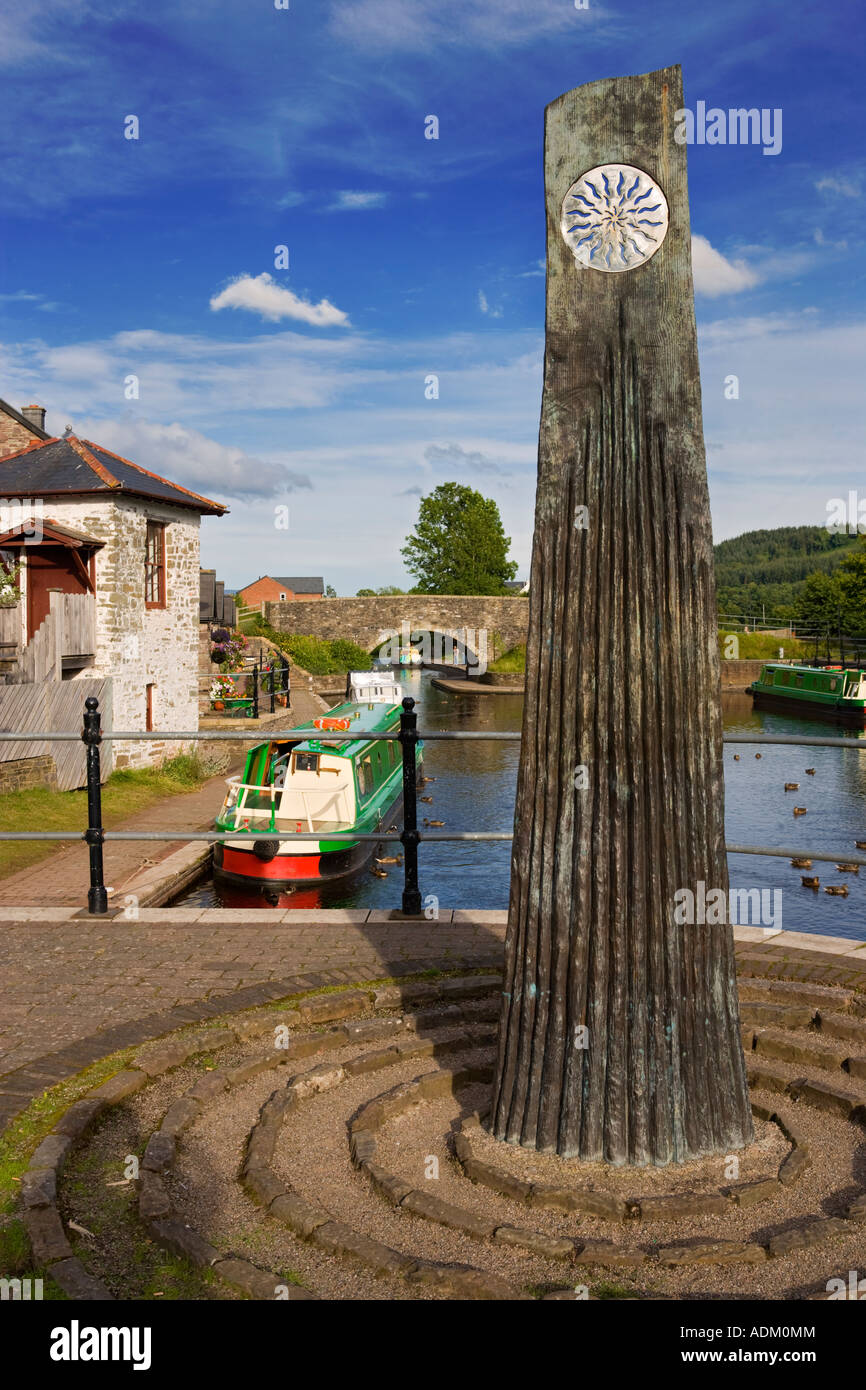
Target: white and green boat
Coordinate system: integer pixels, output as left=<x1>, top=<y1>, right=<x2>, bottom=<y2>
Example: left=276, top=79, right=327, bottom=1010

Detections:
left=749, top=662, right=866, bottom=725
left=213, top=700, right=421, bottom=890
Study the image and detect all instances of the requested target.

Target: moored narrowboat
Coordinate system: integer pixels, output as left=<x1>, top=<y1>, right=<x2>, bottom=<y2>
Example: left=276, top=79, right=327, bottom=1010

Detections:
left=213, top=700, right=421, bottom=891
left=748, top=663, right=866, bottom=725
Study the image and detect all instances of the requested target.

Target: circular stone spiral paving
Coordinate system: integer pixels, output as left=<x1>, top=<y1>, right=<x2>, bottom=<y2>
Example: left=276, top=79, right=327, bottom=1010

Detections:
left=21, top=967, right=866, bottom=1301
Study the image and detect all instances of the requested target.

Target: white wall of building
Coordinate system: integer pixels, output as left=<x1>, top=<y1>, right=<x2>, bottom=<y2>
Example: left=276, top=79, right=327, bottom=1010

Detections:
left=29, top=495, right=201, bottom=768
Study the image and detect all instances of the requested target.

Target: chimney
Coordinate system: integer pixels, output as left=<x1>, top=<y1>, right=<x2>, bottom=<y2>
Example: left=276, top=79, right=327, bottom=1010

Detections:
left=20, top=404, right=46, bottom=433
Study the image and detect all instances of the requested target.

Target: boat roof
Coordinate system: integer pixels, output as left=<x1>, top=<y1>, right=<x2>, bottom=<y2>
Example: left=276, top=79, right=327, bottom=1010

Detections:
left=761, top=662, right=865, bottom=673
left=250, top=700, right=401, bottom=759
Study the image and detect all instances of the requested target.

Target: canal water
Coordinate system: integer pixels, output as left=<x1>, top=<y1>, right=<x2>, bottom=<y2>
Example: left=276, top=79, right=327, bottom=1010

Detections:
left=177, top=671, right=866, bottom=941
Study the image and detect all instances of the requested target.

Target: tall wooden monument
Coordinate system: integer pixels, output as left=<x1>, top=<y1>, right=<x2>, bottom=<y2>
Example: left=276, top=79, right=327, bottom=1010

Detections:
left=491, top=66, right=753, bottom=1166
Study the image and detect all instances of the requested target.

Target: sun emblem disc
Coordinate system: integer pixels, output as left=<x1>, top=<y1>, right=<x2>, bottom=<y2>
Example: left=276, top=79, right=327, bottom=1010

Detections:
left=560, top=164, right=669, bottom=272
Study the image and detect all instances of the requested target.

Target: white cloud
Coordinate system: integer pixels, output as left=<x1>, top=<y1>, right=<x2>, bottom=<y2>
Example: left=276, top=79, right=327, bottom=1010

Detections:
left=477, top=289, right=502, bottom=318
left=209, top=272, right=349, bottom=327
left=692, top=235, right=761, bottom=297
left=76, top=416, right=312, bottom=501
left=424, top=441, right=509, bottom=475
left=326, top=190, right=387, bottom=211
left=329, top=0, right=608, bottom=52
left=815, top=175, right=861, bottom=198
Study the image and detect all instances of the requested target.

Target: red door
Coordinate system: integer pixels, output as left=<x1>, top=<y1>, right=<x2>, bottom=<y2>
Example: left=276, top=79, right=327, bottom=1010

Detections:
left=26, top=548, right=89, bottom=641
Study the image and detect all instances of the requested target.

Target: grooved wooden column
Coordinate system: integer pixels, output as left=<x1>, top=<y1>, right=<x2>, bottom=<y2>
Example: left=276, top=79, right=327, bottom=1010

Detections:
left=491, top=66, right=754, bottom=1166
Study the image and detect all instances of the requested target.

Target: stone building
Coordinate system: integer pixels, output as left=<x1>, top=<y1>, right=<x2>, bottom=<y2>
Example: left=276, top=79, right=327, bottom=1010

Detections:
left=0, top=431, right=226, bottom=769
left=0, top=397, right=49, bottom=459
left=237, top=575, right=323, bottom=607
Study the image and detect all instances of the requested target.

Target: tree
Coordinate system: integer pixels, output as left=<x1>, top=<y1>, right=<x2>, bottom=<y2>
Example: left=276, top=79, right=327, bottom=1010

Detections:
left=838, top=538, right=866, bottom=635
left=796, top=571, right=841, bottom=633
left=356, top=588, right=377, bottom=597
left=401, top=483, right=518, bottom=595
left=324, top=584, right=337, bottom=598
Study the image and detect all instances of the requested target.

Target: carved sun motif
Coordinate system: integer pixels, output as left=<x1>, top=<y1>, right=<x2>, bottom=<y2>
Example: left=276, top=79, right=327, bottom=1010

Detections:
left=560, top=164, right=669, bottom=272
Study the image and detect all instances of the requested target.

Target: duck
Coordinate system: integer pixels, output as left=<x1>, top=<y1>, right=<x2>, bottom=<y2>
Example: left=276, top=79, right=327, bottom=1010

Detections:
left=825, top=884, right=849, bottom=897
left=733, top=754, right=740, bottom=761
left=793, top=806, right=808, bottom=816
left=784, top=783, right=799, bottom=792
left=375, top=855, right=402, bottom=865
left=420, top=796, right=433, bottom=803
left=805, top=768, right=816, bottom=776
left=423, top=818, right=445, bottom=827
left=370, top=866, right=388, bottom=879
left=755, top=753, right=762, bottom=759
left=790, top=858, right=812, bottom=869
left=856, top=841, right=866, bottom=851
left=801, top=876, right=820, bottom=889
left=835, top=863, right=860, bottom=874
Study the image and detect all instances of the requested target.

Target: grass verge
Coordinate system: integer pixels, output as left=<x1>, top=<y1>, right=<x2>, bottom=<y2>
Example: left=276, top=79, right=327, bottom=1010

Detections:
left=0, top=752, right=216, bottom=880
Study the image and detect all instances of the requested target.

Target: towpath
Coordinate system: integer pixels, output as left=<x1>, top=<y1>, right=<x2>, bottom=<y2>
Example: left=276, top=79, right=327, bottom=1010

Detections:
left=0, top=688, right=326, bottom=909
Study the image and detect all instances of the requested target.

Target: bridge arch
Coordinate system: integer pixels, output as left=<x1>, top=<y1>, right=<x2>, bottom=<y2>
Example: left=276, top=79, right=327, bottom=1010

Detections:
left=264, top=595, right=529, bottom=665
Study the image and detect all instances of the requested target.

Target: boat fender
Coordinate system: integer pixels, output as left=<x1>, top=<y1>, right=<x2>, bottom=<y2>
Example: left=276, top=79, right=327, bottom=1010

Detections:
left=253, top=838, right=281, bottom=862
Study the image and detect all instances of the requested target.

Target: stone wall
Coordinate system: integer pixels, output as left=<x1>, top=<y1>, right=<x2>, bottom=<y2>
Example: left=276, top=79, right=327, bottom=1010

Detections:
left=0, top=415, right=40, bottom=462
left=265, top=596, right=530, bottom=658
left=33, top=496, right=202, bottom=768
left=719, top=658, right=765, bottom=690
left=0, top=755, right=57, bottom=793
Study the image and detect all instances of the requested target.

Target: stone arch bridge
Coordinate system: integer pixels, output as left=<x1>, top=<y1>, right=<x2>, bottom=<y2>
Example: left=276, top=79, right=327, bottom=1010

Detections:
left=264, top=596, right=529, bottom=663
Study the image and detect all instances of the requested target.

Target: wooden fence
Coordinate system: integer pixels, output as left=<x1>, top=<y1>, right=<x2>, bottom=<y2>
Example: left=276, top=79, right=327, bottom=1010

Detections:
left=0, top=678, right=113, bottom=790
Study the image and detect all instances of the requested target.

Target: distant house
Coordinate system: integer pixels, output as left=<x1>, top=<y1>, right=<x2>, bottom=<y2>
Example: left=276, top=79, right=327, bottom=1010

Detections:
left=504, top=580, right=529, bottom=594
left=0, top=397, right=50, bottom=460
left=238, top=575, right=324, bottom=607
left=0, top=426, right=226, bottom=771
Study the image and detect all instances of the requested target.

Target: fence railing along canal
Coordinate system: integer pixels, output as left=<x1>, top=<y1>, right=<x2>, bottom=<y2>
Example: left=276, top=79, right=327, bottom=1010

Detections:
left=0, top=696, right=865, bottom=917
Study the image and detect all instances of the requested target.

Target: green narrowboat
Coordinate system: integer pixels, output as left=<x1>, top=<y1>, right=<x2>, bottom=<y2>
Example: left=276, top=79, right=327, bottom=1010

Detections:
left=748, top=663, right=866, bottom=725
left=213, top=700, right=421, bottom=890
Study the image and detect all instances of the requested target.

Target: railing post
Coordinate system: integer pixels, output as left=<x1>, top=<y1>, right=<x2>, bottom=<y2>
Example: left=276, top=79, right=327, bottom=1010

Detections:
left=398, top=696, right=422, bottom=916
left=82, top=696, right=108, bottom=915
left=252, top=657, right=259, bottom=720
left=269, top=660, right=275, bottom=714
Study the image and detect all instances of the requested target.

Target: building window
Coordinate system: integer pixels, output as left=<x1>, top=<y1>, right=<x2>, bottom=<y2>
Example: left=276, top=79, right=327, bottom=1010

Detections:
left=145, top=684, right=154, bottom=732
left=279, top=592, right=286, bottom=600
left=145, top=522, right=166, bottom=608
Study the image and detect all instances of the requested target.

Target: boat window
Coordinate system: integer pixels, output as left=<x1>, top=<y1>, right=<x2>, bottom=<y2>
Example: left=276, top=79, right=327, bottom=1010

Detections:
left=358, top=757, right=373, bottom=797
left=795, top=675, right=804, bottom=687
left=829, top=679, right=838, bottom=692
left=294, top=752, right=319, bottom=773
left=388, top=739, right=398, bottom=766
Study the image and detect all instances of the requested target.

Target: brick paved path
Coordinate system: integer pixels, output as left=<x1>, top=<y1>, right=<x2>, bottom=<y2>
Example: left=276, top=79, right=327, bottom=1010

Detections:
left=0, top=918, right=508, bottom=1126
left=1, top=911, right=864, bottom=1134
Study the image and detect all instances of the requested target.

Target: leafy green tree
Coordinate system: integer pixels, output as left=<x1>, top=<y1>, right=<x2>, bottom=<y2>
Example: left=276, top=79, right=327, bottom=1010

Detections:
left=356, top=588, right=377, bottom=597
left=401, top=483, right=518, bottom=595
left=838, top=538, right=866, bottom=635
left=324, top=584, right=337, bottom=598
left=796, top=570, right=841, bottom=632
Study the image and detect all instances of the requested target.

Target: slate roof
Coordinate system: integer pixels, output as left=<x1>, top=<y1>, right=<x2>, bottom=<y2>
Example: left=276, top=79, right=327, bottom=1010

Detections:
left=0, top=435, right=226, bottom=515
left=268, top=577, right=324, bottom=594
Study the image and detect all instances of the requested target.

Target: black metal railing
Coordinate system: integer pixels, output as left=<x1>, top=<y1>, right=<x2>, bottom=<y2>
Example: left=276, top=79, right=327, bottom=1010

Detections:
left=202, top=652, right=291, bottom=719
left=0, top=697, right=865, bottom=917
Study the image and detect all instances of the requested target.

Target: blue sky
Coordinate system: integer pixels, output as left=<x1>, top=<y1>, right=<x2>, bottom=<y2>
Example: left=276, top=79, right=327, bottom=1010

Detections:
left=1, top=0, right=864, bottom=593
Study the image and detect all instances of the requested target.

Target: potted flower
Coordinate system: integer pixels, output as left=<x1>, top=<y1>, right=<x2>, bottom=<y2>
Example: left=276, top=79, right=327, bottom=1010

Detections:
left=0, top=561, right=21, bottom=608
left=210, top=674, right=237, bottom=711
